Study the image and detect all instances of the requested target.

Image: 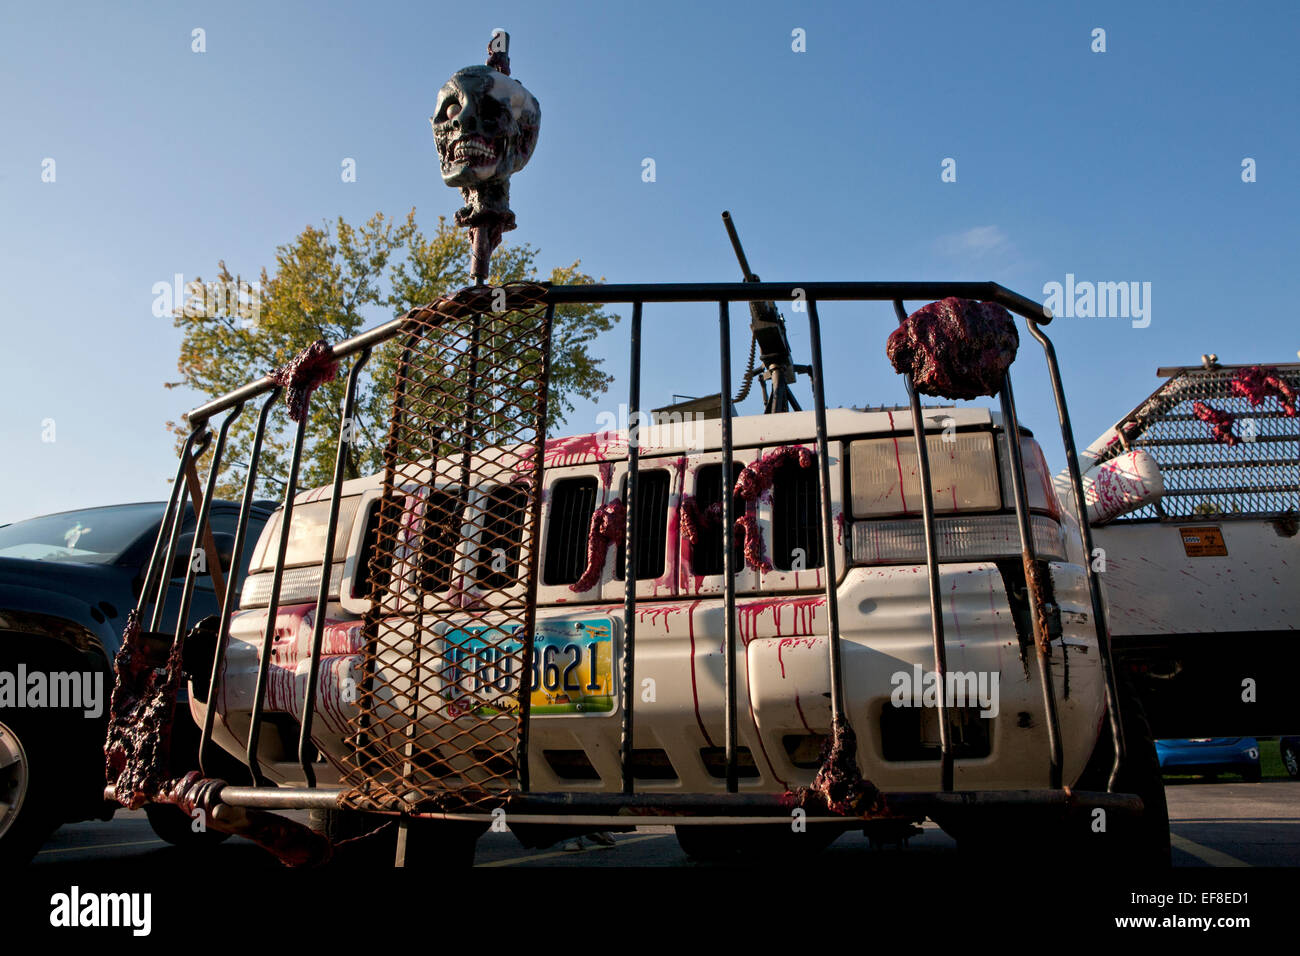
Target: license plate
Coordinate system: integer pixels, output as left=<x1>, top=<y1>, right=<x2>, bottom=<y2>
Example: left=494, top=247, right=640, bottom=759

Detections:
left=442, top=618, right=615, bottom=717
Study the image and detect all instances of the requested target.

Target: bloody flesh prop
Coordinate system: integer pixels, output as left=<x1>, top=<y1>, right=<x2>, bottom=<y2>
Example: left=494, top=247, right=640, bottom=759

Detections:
left=784, top=716, right=881, bottom=816
left=886, top=297, right=1019, bottom=400
left=680, top=447, right=816, bottom=573
left=680, top=495, right=724, bottom=546
left=571, top=498, right=626, bottom=592
left=738, top=507, right=768, bottom=572
left=732, top=446, right=815, bottom=572
left=269, top=338, right=339, bottom=423
left=104, top=609, right=180, bottom=809
left=1231, top=364, right=1298, bottom=418
left=105, top=611, right=331, bottom=865
left=680, top=494, right=770, bottom=569
left=1192, top=401, right=1239, bottom=447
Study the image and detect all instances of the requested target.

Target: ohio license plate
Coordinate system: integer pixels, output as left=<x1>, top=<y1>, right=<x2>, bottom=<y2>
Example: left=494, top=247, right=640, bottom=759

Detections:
left=442, top=618, right=615, bottom=717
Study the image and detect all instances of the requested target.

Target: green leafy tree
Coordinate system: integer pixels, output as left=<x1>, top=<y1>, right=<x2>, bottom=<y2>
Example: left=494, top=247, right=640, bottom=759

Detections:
left=166, top=210, right=618, bottom=500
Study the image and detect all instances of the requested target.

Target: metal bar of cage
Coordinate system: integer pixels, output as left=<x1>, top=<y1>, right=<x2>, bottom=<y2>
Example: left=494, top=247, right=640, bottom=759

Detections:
left=192, top=783, right=1143, bottom=820
left=1023, top=320, right=1127, bottom=788
left=135, top=429, right=199, bottom=625
left=620, top=301, right=643, bottom=794
left=891, top=299, right=955, bottom=792
left=166, top=281, right=1090, bottom=815
left=805, top=301, right=849, bottom=741
left=246, top=408, right=310, bottom=785
left=200, top=389, right=281, bottom=775
left=180, top=283, right=1050, bottom=428
left=299, top=350, right=371, bottom=785
left=515, top=302, right=556, bottom=795
left=718, top=300, right=740, bottom=793
left=146, top=432, right=207, bottom=633
left=999, top=375, right=1065, bottom=788
left=169, top=406, right=241, bottom=658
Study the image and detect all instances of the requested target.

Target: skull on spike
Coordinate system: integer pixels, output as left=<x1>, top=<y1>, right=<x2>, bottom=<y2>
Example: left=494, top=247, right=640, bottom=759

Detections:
left=431, top=31, right=540, bottom=283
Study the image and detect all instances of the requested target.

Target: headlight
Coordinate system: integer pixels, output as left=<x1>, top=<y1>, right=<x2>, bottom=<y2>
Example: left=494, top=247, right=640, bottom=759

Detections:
left=240, top=563, right=344, bottom=608
left=850, top=433, right=1000, bottom=517
left=850, top=514, right=1065, bottom=565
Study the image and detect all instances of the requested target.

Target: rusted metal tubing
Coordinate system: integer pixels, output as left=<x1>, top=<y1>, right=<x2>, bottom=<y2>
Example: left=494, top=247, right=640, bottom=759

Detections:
left=137, top=429, right=198, bottom=625
left=893, top=300, right=955, bottom=793
left=1024, top=319, right=1127, bottom=789
left=516, top=302, right=556, bottom=795
left=805, top=300, right=848, bottom=732
left=171, top=405, right=241, bottom=675
left=247, top=411, right=309, bottom=785
left=540, top=282, right=1051, bottom=323
left=200, top=389, right=280, bottom=776
left=125, top=784, right=1141, bottom=820
left=999, top=378, right=1065, bottom=789
left=300, top=351, right=371, bottom=785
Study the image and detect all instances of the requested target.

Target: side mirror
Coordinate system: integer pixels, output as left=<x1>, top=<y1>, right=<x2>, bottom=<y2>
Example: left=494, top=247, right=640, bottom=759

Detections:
left=1080, top=448, right=1163, bottom=525
left=170, top=532, right=236, bottom=580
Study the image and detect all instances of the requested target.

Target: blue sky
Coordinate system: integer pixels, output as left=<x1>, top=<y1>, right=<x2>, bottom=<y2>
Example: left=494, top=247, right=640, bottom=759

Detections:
left=1, top=0, right=1296, bottom=524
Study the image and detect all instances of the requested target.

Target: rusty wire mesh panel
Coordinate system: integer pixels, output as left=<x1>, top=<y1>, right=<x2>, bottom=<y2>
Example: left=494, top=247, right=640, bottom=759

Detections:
left=341, top=284, right=551, bottom=812
left=1099, top=365, right=1300, bottom=520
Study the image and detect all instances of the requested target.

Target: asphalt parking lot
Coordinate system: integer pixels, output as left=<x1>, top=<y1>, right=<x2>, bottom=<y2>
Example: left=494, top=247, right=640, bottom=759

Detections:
left=29, top=780, right=1300, bottom=870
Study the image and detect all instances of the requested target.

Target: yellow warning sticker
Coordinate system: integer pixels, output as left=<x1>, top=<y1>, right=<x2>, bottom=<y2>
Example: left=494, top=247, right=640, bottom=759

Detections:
left=1179, top=526, right=1228, bottom=557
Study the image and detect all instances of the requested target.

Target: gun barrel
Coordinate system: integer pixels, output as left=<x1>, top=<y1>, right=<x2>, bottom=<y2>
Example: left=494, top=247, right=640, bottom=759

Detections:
left=721, top=211, right=757, bottom=282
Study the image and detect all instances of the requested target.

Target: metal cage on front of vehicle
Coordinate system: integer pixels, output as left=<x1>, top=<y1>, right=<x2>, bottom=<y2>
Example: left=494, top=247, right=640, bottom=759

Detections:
left=103, top=279, right=1159, bottom=866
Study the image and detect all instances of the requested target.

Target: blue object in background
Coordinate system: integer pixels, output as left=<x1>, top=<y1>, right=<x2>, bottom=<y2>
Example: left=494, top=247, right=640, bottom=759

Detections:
left=1156, top=737, right=1261, bottom=781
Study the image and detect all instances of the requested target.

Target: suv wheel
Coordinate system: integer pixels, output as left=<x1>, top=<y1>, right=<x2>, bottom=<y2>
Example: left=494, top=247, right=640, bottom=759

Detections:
left=0, top=714, right=56, bottom=865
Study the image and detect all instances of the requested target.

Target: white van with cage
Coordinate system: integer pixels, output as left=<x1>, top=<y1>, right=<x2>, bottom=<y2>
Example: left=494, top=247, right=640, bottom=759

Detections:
left=105, top=276, right=1172, bottom=867
left=194, top=399, right=1167, bottom=860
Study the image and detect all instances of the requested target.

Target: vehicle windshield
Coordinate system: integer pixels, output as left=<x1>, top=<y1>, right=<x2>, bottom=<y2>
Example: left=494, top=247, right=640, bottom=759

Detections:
left=0, top=503, right=161, bottom=565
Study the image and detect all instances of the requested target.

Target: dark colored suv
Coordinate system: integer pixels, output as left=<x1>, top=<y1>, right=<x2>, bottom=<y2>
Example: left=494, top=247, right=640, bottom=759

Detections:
left=0, top=500, right=272, bottom=863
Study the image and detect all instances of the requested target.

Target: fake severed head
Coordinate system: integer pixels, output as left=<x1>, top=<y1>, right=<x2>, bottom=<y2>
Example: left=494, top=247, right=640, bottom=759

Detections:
left=431, top=32, right=540, bottom=282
